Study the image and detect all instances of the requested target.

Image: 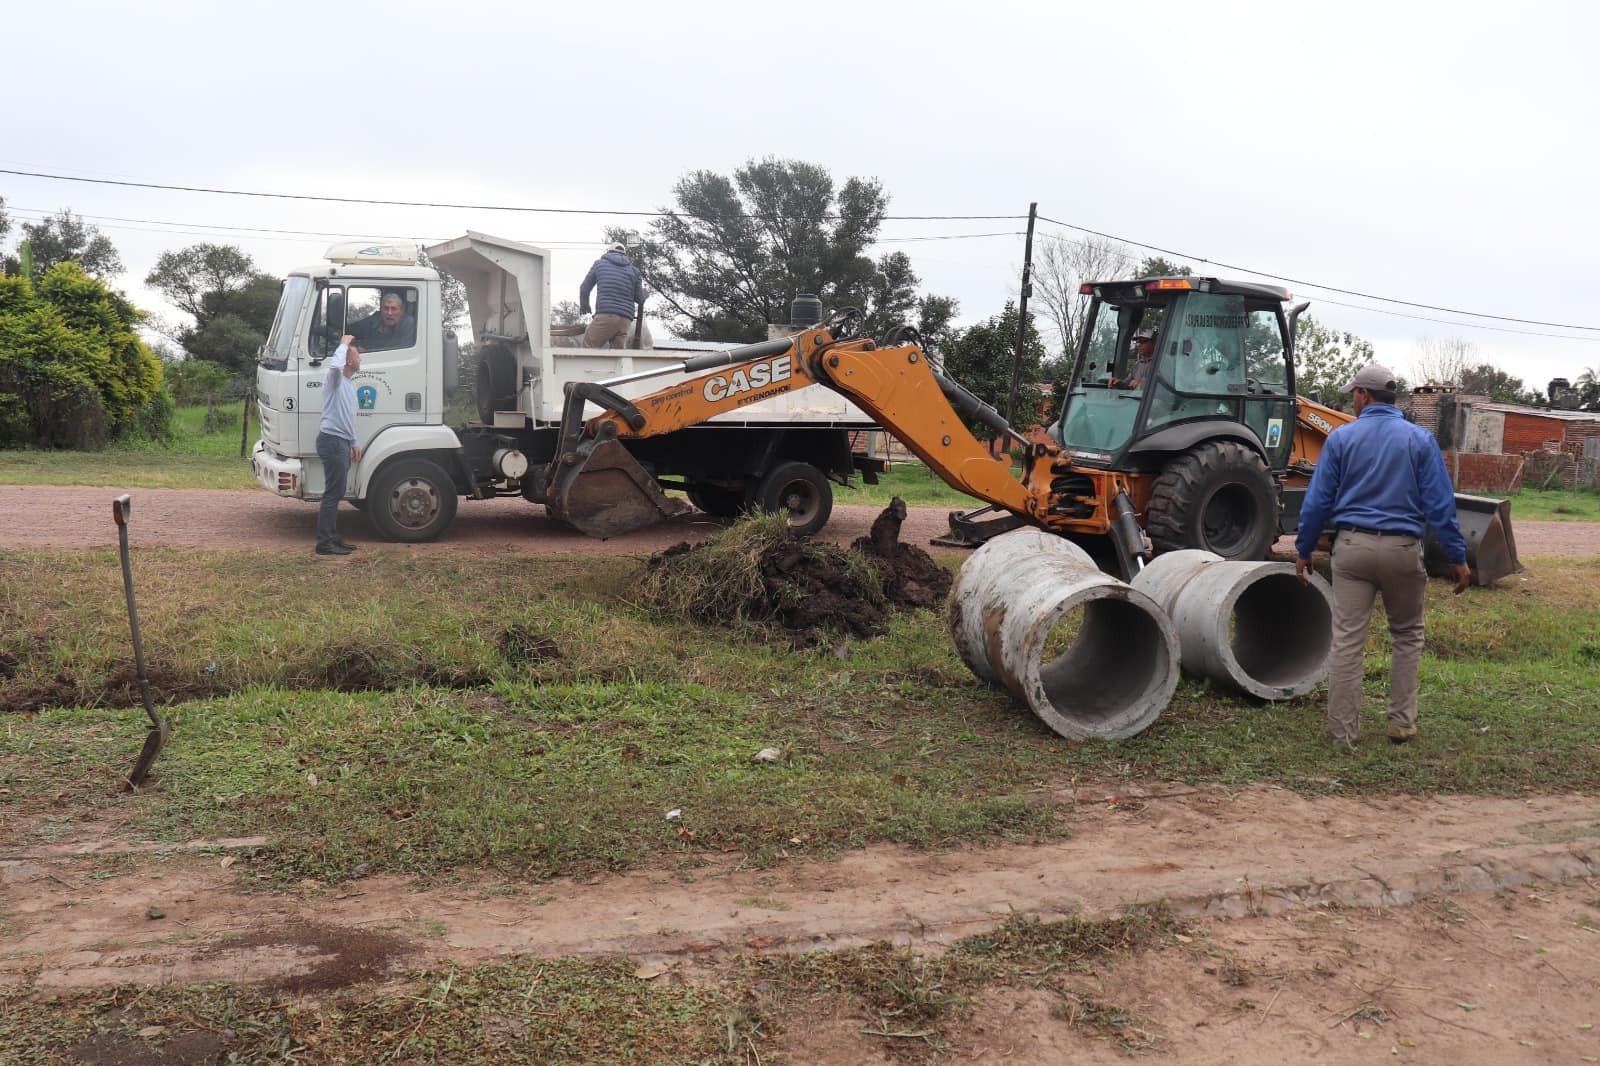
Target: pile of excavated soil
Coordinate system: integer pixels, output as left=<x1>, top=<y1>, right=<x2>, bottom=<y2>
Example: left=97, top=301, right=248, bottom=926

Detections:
left=639, top=500, right=953, bottom=641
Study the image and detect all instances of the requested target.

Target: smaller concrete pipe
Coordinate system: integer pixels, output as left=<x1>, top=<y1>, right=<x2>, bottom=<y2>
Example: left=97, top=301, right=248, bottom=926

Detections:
left=1130, top=550, right=1333, bottom=699
left=949, top=529, right=1180, bottom=741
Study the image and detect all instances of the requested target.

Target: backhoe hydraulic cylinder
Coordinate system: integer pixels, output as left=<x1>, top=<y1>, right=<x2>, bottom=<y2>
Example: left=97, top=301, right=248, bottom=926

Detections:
left=949, top=529, right=1180, bottom=740
left=1130, top=550, right=1332, bottom=699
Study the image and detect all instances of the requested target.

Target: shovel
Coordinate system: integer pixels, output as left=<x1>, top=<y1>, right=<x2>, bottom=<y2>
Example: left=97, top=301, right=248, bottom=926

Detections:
left=113, top=494, right=171, bottom=789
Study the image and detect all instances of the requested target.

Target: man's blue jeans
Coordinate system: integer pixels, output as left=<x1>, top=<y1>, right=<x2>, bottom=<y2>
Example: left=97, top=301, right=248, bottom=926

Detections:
left=315, top=431, right=352, bottom=549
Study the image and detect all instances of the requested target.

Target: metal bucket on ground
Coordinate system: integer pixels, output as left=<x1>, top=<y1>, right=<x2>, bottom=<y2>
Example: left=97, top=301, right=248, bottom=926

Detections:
left=948, top=529, right=1180, bottom=741
left=1131, top=550, right=1333, bottom=700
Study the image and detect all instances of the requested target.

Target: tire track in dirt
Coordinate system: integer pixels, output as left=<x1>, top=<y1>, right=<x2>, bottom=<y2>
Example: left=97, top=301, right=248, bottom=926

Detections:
left=4, top=787, right=1597, bottom=991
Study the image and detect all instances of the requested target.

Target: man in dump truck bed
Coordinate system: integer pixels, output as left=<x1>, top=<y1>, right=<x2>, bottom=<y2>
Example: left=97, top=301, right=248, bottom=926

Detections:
left=579, top=243, right=647, bottom=349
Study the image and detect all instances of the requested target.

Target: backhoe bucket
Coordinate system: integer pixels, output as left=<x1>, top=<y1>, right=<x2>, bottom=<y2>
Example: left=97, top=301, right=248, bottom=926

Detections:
left=1427, top=494, right=1521, bottom=586
left=546, top=436, right=689, bottom=538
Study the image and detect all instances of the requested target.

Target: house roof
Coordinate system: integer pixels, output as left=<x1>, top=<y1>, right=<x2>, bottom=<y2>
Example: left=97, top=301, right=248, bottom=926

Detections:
left=1466, top=401, right=1600, bottom=421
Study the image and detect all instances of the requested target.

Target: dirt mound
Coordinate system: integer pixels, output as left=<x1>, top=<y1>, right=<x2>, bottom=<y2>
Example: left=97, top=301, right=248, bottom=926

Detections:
left=638, top=501, right=952, bottom=641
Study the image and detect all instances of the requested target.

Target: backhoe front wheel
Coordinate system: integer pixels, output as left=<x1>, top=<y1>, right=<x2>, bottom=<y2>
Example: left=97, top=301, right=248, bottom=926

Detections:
left=368, top=458, right=459, bottom=542
left=752, top=461, right=832, bottom=537
left=1145, top=441, right=1278, bottom=561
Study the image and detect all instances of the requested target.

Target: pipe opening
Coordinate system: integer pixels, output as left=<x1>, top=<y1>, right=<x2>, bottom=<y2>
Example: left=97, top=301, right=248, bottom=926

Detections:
left=1230, top=573, right=1332, bottom=688
left=1037, top=596, right=1174, bottom=725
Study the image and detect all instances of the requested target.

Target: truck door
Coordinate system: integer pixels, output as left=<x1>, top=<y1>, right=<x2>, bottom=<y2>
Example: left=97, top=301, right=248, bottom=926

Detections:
left=301, top=282, right=429, bottom=497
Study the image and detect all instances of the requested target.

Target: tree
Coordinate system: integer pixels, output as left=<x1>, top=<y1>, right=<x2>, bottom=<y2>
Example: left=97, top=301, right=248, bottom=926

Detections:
left=416, top=246, right=466, bottom=332
left=613, top=158, right=951, bottom=342
left=1412, top=336, right=1476, bottom=388
left=0, top=263, right=166, bottom=448
left=552, top=300, right=584, bottom=326
left=0, top=195, right=10, bottom=248
left=1575, top=366, right=1600, bottom=408
left=3, top=210, right=123, bottom=280
left=145, top=244, right=281, bottom=374
left=1032, top=234, right=1132, bottom=360
left=1293, top=315, right=1373, bottom=409
left=1136, top=256, right=1192, bottom=278
left=1458, top=363, right=1535, bottom=405
left=145, top=243, right=259, bottom=323
left=939, top=302, right=1048, bottom=440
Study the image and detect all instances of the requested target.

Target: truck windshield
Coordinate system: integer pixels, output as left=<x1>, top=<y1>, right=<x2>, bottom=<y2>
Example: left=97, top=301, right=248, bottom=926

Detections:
left=259, top=275, right=308, bottom=371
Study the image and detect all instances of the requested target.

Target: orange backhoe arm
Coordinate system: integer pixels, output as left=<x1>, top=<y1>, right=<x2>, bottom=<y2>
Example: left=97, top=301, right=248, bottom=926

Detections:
left=563, top=325, right=1059, bottom=523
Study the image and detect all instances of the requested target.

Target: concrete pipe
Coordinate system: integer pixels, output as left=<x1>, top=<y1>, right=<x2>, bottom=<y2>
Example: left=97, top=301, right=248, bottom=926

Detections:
left=948, top=529, right=1181, bottom=741
left=1130, top=550, right=1333, bottom=700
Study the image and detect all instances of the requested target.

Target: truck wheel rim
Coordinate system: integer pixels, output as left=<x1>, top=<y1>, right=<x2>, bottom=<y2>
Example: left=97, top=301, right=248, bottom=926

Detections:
left=776, top=480, right=820, bottom=524
left=390, top=478, right=440, bottom=529
left=1201, top=485, right=1252, bottom=554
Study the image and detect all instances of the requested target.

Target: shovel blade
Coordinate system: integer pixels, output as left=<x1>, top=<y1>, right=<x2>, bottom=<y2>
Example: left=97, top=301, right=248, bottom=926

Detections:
left=546, top=437, right=689, bottom=539
left=125, top=718, right=170, bottom=790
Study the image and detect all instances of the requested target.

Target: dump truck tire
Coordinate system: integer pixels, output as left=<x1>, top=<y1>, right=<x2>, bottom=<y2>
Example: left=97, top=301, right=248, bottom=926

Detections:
left=687, top=482, right=748, bottom=518
left=368, top=458, right=459, bottom=543
left=474, top=343, right=517, bottom=423
left=752, top=461, right=832, bottom=536
left=1146, top=441, right=1277, bottom=561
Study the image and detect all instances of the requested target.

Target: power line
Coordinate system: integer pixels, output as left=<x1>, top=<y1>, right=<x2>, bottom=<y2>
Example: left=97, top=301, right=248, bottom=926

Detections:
left=1034, top=230, right=1595, bottom=342
left=0, top=166, right=1024, bottom=221
left=1036, top=214, right=1600, bottom=334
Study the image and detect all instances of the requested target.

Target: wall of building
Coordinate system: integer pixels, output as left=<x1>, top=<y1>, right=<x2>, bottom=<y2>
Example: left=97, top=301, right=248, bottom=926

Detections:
left=1441, top=451, right=1525, bottom=494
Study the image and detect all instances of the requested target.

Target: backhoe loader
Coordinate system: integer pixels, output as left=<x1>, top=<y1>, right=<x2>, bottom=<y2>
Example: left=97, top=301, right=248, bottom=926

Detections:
left=545, top=279, right=1519, bottom=583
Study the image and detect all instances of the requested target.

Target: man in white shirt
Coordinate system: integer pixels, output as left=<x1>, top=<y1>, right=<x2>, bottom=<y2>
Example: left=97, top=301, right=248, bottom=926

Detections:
left=316, top=336, right=364, bottom=555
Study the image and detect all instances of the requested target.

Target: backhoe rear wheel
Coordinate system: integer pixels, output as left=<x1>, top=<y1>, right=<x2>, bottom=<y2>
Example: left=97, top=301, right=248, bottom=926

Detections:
left=752, top=461, right=832, bottom=537
left=1145, top=441, right=1277, bottom=561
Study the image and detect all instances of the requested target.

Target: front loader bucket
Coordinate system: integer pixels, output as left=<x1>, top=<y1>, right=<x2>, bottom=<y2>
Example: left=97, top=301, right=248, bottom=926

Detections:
left=1426, top=493, right=1522, bottom=587
left=546, top=436, right=690, bottom=538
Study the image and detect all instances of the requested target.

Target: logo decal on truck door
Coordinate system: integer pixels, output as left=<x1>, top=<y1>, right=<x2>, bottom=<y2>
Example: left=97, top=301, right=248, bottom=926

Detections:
left=703, top=356, right=794, bottom=403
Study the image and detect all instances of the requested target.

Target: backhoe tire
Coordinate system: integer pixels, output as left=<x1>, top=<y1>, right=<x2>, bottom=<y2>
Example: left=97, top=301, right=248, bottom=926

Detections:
left=474, top=343, right=518, bottom=424
left=1145, top=441, right=1278, bottom=561
left=752, top=461, right=832, bottom=537
left=687, top=481, right=748, bottom=518
left=368, top=458, right=459, bottom=543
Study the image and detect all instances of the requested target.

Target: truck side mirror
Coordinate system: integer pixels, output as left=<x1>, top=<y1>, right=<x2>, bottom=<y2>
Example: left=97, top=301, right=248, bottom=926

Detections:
left=443, top=330, right=460, bottom=396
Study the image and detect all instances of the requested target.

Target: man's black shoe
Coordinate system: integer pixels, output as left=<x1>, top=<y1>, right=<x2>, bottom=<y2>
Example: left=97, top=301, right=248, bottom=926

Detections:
left=316, top=542, right=355, bottom=556
left=336, top=539, right=358, bottom=550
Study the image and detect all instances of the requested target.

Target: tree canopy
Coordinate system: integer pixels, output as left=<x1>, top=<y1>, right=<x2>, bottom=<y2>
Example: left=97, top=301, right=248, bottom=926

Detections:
left=609, top=158, right=953, bottom=343
left=1, top=209, right=123, bottom=280
left=145, top=243, right=281, bottom=374
left=0, top=263, right=167, bottom=448
left=939, top=302, right=1048, bottom=440
left=1293, top=315, right=1372, bottom=409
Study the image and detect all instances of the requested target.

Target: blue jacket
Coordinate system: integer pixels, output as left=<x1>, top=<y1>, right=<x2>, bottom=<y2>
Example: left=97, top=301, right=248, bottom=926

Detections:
left=1295, top=404, right=1467, bottom=564
left=579, top=251, right=645, bottom=318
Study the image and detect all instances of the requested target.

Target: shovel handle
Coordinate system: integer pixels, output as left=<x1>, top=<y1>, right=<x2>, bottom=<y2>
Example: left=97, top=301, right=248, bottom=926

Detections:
left=113, top=495, right=160, bottom=729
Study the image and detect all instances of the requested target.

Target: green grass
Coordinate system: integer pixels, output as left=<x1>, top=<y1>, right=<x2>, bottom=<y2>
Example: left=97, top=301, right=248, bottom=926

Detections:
left=3, top=548, right=1598, bottom=886
left=0, top=401, right=258, bottom=490
left=1507, top=485, right=1600, bottom=522
left=846, top=462, right=984, bottom=509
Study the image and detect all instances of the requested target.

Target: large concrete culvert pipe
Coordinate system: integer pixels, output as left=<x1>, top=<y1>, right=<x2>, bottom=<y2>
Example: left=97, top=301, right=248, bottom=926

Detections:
left=1130, top=550, right=1333, bottom=700
left=948, top=529, right=1180, bottom=741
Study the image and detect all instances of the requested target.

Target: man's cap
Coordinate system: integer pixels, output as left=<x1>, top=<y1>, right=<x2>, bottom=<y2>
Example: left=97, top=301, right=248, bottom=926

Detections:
left=607, top=242, right=627, bottom=254
left=1343, top=362, right=1398, bottom=393
left=1133, top=328, right=1157, bottom=341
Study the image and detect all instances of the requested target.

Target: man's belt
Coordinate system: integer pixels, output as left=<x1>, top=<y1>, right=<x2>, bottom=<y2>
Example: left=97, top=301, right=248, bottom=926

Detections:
left=1336, top=524, right=1414, bottom=537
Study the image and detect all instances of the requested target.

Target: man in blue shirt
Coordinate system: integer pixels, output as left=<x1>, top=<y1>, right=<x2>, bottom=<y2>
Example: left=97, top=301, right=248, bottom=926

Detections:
left=1294, top=363, right=1470, bottom=750
left=579, top=243, right=646, bottom=349
left=315, top=336, right=364, bottom=556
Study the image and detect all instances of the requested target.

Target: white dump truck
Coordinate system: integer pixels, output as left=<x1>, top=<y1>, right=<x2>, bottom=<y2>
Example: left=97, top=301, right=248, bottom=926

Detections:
left=251, top=232, right=881, bottom=540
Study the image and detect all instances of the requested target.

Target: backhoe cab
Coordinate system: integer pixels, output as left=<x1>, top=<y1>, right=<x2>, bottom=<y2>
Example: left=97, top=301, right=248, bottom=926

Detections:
left=1056, top=277, right=1304, bottom=563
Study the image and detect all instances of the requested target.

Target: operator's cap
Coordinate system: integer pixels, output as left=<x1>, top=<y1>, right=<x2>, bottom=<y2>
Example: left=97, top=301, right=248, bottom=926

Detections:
left=1133, top=327, right=1157, bottom=341
left=1343, top=362, right=1398, bottom=393
left=608, top=242, right=627, bottom=254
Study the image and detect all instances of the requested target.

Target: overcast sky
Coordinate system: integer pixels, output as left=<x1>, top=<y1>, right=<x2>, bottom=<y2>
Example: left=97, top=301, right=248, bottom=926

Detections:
left=4, top=0, right=1596, bottom=390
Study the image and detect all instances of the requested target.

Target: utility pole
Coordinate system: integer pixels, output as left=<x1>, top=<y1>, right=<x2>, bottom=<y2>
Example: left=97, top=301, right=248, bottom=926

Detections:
left=1005, top=202, right=1038, bottom=428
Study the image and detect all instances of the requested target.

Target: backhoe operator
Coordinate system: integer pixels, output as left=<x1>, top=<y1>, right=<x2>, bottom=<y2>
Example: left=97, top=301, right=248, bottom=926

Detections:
left=1111, top=328, right=1156, bottom=389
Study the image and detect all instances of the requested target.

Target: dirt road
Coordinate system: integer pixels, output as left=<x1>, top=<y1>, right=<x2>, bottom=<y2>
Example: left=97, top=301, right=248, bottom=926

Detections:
left=2, top=485, right=1595, bottom=557
left=4, top=786, right=1598, bottom=1062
